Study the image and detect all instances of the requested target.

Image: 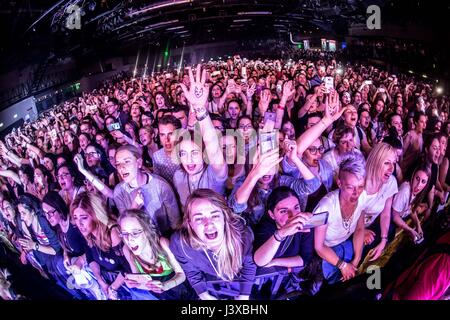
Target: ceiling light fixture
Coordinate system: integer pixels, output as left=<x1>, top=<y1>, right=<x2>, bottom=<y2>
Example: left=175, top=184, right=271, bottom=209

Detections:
left=128, top=0, right=191, bottom=17
left=237, top=11, right=272, bottom=15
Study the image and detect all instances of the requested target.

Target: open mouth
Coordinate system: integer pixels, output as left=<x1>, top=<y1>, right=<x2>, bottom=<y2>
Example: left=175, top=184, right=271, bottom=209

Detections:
left=122, top=172, right=130, bottom=179
left=384, top=173, right=391, bottom=180
left=130, top=245, right=139, bottom=252
left=164, top=144, right=172, bottom=150
left=204, top=231, right=218, bottom=240
left=186, top=164, right=196, bottom=171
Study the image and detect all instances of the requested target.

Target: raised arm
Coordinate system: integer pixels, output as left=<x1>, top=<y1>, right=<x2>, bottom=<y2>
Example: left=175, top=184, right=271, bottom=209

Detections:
left=0, top=169, right=21, bottom=185
left=74, top=154, right=114, bottom=199
left=180, top=64, right=227, bottom=178
left=234, top=149, right=282, bottom=206
left=296, top=89, right=347, bottom=155
left=275, top=80, right=296, bottom=129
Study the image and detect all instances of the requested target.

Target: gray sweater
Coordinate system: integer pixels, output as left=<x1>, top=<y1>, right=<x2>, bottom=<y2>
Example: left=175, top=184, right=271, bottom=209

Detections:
left=113, top=172, right=181, bottom=236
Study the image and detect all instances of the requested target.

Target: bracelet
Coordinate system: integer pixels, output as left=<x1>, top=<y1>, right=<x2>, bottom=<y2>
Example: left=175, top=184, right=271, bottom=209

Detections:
left=35, top=242, right=40, bottom=251
left=273, top=230, right=286, bottom=242
left=335, top=258, right=343, bottom=268
left=278, top=104, right=285, bottom=110
left=196, top=111, right=209, bottom=122
left=381, top=236, right=388, bottom=241
left=339, top=262, right=347, bottom=270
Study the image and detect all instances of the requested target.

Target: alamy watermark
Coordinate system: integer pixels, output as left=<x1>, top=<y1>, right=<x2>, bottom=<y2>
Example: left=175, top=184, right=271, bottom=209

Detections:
left=367, top=5, right=381, bottom=30
left=366, top=264, right=381, bottom=290
left=66, top=4, right=81, bottom=30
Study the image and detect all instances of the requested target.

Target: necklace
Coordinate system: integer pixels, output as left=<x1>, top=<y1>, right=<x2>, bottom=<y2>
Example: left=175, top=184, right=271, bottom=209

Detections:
left=340, top=201, right=356, bottom=234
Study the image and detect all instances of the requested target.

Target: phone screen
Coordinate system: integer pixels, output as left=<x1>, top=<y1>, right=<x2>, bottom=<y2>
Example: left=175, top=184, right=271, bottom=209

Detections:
left=304, top=211, right=329, bottom=229
left=324, top=77, right=334, bottom=93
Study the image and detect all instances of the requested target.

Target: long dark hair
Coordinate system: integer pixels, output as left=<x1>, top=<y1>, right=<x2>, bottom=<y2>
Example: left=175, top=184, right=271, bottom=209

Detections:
left=17, top=193, right=45, bottom=217
left=266, top=186, right=298, bottom=213
left=42, top=191, right=70, bottom=221
left=409, top=164, right=432, bottom=212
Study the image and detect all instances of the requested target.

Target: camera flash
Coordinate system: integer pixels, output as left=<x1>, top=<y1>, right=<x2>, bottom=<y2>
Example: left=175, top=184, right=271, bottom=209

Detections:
left=436, top=87, right=443, bottom=94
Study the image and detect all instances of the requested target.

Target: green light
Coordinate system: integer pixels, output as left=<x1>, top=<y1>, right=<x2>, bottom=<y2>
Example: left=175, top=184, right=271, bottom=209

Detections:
left=164, top=51, right=169, bottom=57
left=297, top=44, right=302, bottom=49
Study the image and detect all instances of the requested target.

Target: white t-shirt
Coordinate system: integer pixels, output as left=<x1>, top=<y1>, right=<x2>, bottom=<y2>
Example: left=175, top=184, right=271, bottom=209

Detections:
left=362, top=175, right=398, bottom=227
left=392, top=182, right=415, bottom=219
left=313, top=189, right=367, bottom=247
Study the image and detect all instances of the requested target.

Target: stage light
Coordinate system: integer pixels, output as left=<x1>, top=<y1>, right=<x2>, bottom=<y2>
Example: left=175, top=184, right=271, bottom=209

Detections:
left=14, top=114, right=18, bottom=118
left=436, top=87, right=443, bottom=94
left=336, top=68, right=343, bottom=75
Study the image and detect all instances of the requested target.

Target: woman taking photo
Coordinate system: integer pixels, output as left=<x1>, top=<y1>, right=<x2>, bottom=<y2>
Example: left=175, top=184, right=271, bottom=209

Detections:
left=169, top=188, right=256, bottom=300
left=71, top=192, right=131, bottom=300
left=119, top=209, right=194, bottom=300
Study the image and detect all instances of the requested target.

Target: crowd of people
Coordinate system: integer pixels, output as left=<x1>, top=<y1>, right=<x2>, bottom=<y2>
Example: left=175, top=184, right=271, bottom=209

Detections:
left=0, top=51, right=449, bottom=300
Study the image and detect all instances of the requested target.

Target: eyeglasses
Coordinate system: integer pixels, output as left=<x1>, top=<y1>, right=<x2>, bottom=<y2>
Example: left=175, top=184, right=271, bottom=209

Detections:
left=239, top=124, right=253, bottom=130
left=85, top=152, right=100, bottom=159
left=44, top=208, right=58, bottom=219
left=120, top=230, right=144, bottom=241
left=57, top=173, right=71, bottom=180
left=307, top=146, right=325, bottom=154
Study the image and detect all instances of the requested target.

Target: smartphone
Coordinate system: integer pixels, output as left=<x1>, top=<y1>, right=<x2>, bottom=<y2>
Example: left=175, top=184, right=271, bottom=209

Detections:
left=90, top=105, right=98, bottom=113
left=303, top=211, right=329, bottom=229
left=378, top=88, right=386, bottom=93
left=259, top=130, right=278, bottom=154
left=276, top=84, right=282, bottom=93
left=50, top=129, right=58, bottom=140
left=126, top=273, right=152, bottom=282
left=323, top=76, right=334, bottom=93
left=414, top=234, right=424, bottom=245
left=263, top=111, right=276, bottom=124
left=107, top=122, right=121, bottom=132
left=364, top=80, right=373, bottom=85
left=241, top=67, right=247, bottom=79
left=211, top=71, right=221, bottom=77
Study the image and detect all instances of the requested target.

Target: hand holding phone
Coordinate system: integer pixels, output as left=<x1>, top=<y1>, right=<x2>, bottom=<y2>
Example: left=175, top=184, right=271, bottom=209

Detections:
left=303, top=211, right=329, bottom=229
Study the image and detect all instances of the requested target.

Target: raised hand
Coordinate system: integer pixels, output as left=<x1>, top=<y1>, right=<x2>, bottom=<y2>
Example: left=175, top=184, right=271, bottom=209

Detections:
left=284, top=139, right=298, bottom=162
left=324, top=89, right=346, bottom=122
left=246, top=83, right=256, bottom=99
left=179, top=64, right=209, bottom=115
left=259, top=90, right=271, bottom=114
left=73, top=154, right=85, bottom=172
left=252, top=149, right=282, bottom=179
left=282, top=80, right=296, bottom=100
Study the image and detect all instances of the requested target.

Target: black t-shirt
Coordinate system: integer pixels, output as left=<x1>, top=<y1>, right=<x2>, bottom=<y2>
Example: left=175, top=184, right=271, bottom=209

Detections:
left=58, top=222, right=87, bottom=258
left=253, top=215, right=315, bottom=266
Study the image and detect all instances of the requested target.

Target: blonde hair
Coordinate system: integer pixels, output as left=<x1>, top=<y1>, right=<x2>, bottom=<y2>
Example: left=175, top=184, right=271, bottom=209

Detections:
left=70, top=192, right=116, bottom=251
left=365, top=142, right=396, bottom=191
left=181, top=189, right=245, bottom=281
